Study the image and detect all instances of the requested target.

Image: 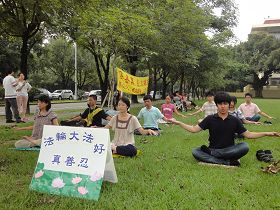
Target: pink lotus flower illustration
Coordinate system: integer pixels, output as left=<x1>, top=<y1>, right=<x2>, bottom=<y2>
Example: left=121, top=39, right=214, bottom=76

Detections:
left=78, top=186, right=88, bottom=195
left=52, top=177, right=65, bottom=188
left=90, top=171, right=103, bottom=182
left=34, top=170, right=44, bottom=178
left=72, top=177, right=82, bottom=184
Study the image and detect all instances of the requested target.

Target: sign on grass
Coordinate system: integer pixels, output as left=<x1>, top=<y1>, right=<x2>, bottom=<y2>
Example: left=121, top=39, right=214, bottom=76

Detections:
left=30, top=125, right=117, bottom=201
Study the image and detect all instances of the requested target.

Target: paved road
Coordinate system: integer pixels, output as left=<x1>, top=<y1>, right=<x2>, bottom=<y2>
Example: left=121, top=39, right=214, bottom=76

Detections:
left=0, top=100, right=149, bottom=116
left=0, top=102, right=87, bottom=116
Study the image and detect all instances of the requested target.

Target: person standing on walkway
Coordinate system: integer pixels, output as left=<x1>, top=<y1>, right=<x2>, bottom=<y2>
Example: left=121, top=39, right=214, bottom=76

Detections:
left=3, top=68, right=23, bottom=123
left=16, top=72, right=32, bottom=122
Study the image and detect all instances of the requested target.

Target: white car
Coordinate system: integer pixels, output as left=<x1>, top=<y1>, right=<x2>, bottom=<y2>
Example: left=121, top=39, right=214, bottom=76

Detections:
left=52, top=90, right=73, bottom=100
left=89, top=90, right=102, bottom=103
left=34, top=88, right=53, bottom=100
left=149, top=91, right=162, bottom=100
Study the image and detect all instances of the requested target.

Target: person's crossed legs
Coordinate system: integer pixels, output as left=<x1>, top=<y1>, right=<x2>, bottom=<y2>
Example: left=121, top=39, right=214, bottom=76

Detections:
left=192, top=142, right=249, bottom=166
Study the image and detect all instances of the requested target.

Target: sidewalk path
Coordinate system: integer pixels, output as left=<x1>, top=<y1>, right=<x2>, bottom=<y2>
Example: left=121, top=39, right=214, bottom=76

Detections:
left=0, top=100, right=163, bottom=125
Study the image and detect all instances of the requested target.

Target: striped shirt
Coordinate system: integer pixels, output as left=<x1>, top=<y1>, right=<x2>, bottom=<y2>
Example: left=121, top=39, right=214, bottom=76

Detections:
left=200, top=101, right=217, bottom=118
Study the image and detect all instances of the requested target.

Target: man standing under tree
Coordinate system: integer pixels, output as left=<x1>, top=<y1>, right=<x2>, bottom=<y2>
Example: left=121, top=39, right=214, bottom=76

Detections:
left=3, top=68, right=24, bottom=123
left=169, top=91, right=280, bottom=167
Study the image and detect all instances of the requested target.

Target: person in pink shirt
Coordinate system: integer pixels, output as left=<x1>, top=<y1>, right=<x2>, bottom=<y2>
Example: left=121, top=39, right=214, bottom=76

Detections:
left=238, top=93, right=274, bottom=122
left=160, top=95, right=186, bottom=123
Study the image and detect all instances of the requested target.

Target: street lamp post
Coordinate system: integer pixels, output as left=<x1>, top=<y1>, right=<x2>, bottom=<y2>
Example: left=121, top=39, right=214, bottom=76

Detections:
left=74, top=42, right=78, bottom=100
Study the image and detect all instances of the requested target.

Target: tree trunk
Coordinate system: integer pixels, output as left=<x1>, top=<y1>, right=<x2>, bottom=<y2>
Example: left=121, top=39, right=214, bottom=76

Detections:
left=179, top=70, right=184, bottom=94
left=152, top=68, right=157, bottom=100
left=130, top=64, right=138, bottom=103
left=161, top=67, right=169, bottom=99
left=20, top=36, right=29, bottom=79
left=252, top=73, right=263, bottom=98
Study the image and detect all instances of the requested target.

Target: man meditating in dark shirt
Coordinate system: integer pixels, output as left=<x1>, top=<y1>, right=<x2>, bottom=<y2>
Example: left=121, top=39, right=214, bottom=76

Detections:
left=169, top=91, right=280, bottom=167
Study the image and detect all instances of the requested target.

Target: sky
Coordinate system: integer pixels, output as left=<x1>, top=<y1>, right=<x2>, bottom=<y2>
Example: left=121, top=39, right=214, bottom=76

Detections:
left=233, top=0, right=280, bottom=42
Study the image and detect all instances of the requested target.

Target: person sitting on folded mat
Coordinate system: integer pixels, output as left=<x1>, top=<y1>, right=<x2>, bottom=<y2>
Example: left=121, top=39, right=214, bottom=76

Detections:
left=168, top=91, right=280, bottom=167
left=61, top=94, right=111, bottom=127
left=14, top=95, right=59, bottom=148
left=105, top=96, right=156, bottom=157
left=136, top=94, right=168, bottom=134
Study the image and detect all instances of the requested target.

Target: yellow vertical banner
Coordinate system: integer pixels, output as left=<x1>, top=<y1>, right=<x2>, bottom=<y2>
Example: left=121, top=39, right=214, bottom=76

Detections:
left=117, top=68, right=149, bottom=95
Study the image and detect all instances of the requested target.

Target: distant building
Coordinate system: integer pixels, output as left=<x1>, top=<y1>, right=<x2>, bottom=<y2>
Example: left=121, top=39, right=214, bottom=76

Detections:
left=249, top=18, right=280, bottom=98
left=251, top=18, right=280, bottom=39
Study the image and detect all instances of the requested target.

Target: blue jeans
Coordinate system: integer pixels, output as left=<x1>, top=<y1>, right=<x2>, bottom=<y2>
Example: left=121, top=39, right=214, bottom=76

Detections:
left=246, top=114, right=261, bottom=122
left=192, top=142, right=249, bottom=165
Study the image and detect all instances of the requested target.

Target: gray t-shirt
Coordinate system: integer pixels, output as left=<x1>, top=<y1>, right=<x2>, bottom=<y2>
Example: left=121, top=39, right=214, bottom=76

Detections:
left=32, top=110, right=57, bottom=139
left=108, top=114, right=141, bottom=146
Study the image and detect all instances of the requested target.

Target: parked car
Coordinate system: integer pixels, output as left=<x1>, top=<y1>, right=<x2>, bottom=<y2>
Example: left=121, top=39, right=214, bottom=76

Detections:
left=33, top=88, right=53, bottom=101
left=52, top=89, right=73, bottom=100
left=149, top=91, right=162, bottom=100
left=89, top=89, right=102, bottom=103
left=81, top=91, right=89, bottom=100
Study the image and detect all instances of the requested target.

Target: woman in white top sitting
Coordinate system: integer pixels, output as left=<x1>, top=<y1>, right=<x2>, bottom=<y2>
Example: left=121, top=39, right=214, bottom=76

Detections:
left=105, top=96, right=156, bottom=157
left=16, top=73, right=32, bottom=121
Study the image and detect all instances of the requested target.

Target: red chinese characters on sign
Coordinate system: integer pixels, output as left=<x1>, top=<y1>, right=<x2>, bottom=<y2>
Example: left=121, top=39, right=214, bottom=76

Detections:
left=117, top=68, right=149, bottom=95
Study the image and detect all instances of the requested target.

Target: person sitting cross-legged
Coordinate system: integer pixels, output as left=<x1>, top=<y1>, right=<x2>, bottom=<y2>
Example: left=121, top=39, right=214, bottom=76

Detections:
left=229, top=96, right=261, bottom=125
left=61, top=94, right=111, bottom=127
left=238, top=93, right=274, bottom=122
left=187, top=91, right=217, bottom=123
left=105, top=97, right=156, bottom=157
left=136, top=94, right=168, bottom=135
left=14, top=95, right=59, bottom=148
left=168, top=91, right=280, bottom=167
left=159, top=95, right=186, bottom=123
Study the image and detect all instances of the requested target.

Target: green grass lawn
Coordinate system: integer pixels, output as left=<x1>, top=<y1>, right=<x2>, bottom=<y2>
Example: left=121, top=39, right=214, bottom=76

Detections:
left=0, top=98, right=280, bottom=209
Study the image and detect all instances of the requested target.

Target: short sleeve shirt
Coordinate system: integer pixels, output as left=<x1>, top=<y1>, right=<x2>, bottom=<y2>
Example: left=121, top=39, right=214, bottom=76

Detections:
left=198, top=114, right=247, bottom=149
left=200, top=101, right=217, bottom=118
left=137, top=106, right=164, bottom=129
left=238, top=103, right=260, bottom=118
left=108, top=115, right=141, bottom=146
left=3, top=75, right=17, bottom=98
left=32, top=110, right=57, bottom=139
left=161, top=103, right=175, bottom=119
left=229, top=109, right=245, bottom=120
left=81, top=106, right=108, bottom=127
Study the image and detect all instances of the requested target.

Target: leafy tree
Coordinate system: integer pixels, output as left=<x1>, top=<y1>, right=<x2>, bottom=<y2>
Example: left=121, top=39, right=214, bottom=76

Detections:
left=0, top=0, right=61, bottom=78
left=234, top=33, right=280, bottom=97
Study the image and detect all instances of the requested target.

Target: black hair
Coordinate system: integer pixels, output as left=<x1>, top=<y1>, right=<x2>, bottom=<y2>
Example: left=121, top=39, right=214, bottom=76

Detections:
left=205, top=91, right=214, bottom=97
left=119, top=96, right=130, bottom=110
left=88, top=94, right=97, bottom=101
left=230, top=96, right=237, bottom=105
left=38, top=94, right=51, bottom=111
left=143, top=94, right=153, bottom=101
left=5, top=68, right=13, bottom=75
left=214, top=91, right=231, bottom=105
left=245, top=93, right=252, bottom=98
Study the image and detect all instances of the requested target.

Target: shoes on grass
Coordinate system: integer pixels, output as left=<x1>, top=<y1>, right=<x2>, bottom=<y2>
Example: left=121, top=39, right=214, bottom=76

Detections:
left=256, top=150, right=273, bottom=162
left=264, top=121, right=272, bottom=125
left=6, top=119, right=16, bottom=123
